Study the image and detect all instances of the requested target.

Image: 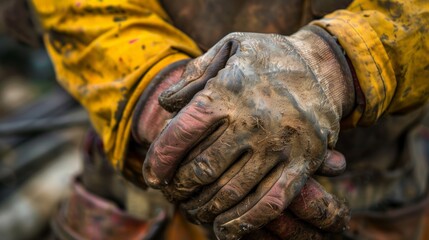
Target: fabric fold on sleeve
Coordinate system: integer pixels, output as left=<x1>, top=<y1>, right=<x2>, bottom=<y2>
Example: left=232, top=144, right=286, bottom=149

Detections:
left=312, top=0, right=429, bottom=126
left=31, top=0, right=202, bottom=169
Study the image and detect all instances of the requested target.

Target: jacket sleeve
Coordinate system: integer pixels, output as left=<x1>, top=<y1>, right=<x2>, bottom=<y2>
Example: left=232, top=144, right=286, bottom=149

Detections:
left=312, top=0, right=429, bottom=126
left=30, top=0, right=202, bottom=170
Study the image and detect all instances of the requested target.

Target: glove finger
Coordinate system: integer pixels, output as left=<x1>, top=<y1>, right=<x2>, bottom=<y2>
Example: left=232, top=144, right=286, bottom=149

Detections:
left=264, top=211, right=325, bottom=240
left=316, top=149, right=346, bottom=177
left=161, top=126, right=251, bottom=202
left=289, top=178, right=350, bottom=232
left=213, top=162, right=307, bottom=240
left=181, top=153, right=280, bottom=223
left=160, top=39, right=240, bottom=112
left=180, top=150, right=344, bottom=223
left=143, top=90, right=227, bottom=188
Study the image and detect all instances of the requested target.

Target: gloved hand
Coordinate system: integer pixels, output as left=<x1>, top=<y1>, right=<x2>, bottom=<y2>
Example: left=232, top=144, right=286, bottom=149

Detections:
left=144, top=26, right=355, bottom=239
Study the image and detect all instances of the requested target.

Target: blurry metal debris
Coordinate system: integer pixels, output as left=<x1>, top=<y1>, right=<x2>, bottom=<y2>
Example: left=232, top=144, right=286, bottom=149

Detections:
left=0, top=130, right=82, bottom=201
left=0, top=109, right=89, bottom=136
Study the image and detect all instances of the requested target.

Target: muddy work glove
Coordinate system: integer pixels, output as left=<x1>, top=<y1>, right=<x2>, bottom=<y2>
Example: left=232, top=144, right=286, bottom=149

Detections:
left=144, top=26, right=355, bottom=239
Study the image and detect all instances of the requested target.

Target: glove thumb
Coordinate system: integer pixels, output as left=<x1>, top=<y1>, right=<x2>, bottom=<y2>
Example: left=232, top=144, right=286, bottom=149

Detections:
left=159, top=40, right=240, bottom=112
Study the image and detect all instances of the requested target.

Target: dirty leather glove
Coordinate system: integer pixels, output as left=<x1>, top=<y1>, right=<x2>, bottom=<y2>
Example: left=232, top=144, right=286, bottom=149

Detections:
left=132, top=59, right=189, bottom=146
left=144, top=26, right=355, bottom=239
left=133, top=58, right=350, bottom=239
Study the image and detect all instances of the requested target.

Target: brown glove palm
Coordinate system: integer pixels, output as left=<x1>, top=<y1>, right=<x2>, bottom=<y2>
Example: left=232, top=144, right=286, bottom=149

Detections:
left=144, top=26, right=355, bottom=239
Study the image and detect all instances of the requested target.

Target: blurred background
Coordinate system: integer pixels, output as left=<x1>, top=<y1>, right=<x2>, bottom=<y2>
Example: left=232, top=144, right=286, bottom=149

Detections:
left=0, top=0, right=89, bottom=239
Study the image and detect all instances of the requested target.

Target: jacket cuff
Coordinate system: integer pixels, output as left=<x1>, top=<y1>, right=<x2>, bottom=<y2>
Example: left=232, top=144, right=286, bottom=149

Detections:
left=311, top=10, right=396, bottom=127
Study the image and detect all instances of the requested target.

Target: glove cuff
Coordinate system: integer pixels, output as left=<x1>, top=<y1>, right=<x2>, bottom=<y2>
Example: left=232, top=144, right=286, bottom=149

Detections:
left=132, top=59, right=189, bottom=145
left=289, top=26, right=355, bottom=119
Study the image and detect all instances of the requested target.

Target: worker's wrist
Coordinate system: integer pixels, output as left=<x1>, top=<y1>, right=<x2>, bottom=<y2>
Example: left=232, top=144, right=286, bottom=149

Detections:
left=132, top=59, right=189, bottom=145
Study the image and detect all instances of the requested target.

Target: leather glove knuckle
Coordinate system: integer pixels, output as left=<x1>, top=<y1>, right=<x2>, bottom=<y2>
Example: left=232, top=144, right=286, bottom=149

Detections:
left=192, top=156, right=218, bottom=182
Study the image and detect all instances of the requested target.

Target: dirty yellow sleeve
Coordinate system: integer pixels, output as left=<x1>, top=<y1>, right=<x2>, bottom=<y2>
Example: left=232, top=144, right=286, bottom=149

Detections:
left=30, top=0, right=202, bottom=169
left=313, top=0, right=429, bottom=126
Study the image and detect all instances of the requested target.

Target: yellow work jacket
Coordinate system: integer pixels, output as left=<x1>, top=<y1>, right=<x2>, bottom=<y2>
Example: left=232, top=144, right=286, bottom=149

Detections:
left=31, top=0, right=429, bottom=173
